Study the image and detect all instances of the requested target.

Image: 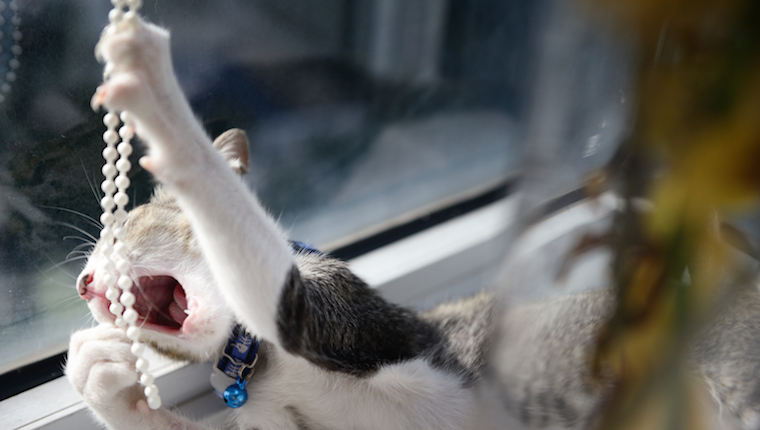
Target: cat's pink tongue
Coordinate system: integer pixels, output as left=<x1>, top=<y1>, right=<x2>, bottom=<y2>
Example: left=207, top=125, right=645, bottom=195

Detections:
left=168, top=284, right=188, bottom=325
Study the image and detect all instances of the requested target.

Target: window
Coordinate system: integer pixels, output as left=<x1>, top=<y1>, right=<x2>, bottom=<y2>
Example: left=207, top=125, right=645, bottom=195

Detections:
left=1, top=0, right=553, bottom=402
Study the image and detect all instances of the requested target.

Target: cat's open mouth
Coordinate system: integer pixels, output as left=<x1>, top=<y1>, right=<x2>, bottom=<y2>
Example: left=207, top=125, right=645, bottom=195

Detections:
left=132, top=275, right=189, bottom=331
left=83, top=271, right=191, bottom=333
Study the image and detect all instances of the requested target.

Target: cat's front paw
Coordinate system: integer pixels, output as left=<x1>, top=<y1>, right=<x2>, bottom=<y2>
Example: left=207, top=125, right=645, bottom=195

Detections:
left=66, top=325, right=149, bottom=422
left=91, top=17, right=175, bottom=117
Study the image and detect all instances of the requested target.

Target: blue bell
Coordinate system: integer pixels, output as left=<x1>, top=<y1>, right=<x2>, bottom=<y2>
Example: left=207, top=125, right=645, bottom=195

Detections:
left=223, top=378, right=248, bottom=408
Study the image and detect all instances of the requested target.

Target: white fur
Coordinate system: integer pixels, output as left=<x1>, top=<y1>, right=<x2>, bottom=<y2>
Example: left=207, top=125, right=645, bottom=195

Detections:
left=66, top=18, right=475, bottom=429
left=237, top=353, right=473, bottom=430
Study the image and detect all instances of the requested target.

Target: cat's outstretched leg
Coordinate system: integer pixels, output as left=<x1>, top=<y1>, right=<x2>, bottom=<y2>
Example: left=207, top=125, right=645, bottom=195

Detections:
left=66, top=325, right=212, bottom=430
left=93, top=17, right=295, bottom=341
left=93, top=15, right=443, bottom=382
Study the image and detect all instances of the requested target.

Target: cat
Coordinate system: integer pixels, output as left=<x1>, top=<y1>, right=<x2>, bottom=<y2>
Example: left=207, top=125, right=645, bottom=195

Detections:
left=65, top=15, right=760, bottom=430
left=65, top=17, right=494, bottom=430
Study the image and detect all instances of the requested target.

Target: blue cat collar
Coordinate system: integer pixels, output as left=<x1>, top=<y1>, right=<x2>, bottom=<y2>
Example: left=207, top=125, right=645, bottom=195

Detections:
left=289, top=240, right=323, bottom=256
left=211, top=324, right=260, bottom=408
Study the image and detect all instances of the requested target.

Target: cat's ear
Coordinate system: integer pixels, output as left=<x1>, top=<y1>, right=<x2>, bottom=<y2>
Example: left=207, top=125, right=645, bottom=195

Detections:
left=212, top=128, right=250, bottom=175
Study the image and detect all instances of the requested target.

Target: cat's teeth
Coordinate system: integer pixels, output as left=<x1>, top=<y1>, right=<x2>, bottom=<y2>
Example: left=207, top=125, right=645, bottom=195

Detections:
left=183, top=309, right=190, bottom=315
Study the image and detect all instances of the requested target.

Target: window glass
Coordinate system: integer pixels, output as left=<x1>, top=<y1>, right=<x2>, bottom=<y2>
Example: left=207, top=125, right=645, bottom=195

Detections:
left=0, top=0, right=537, bottom=375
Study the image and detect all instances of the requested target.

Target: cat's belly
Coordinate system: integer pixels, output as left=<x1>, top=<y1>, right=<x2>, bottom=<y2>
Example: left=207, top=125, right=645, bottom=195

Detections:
left=236, top=351, right=475, bottom=430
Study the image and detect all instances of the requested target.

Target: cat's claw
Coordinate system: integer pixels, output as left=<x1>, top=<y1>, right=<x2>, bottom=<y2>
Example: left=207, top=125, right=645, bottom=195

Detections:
left=91, top=86, right=106, bottom=112
left=138, top=155, right=155, bottom=174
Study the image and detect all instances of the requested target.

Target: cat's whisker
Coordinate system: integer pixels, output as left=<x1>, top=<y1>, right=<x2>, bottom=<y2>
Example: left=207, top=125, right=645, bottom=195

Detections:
left=72, top=241, right=96, bottom=251
left=81, top=158, right=103, bottom=203
left=37, top=251, right=84, bottom=283
left=66, top=250, right=92, bottom=261
left=50, top=294, right=87, bottom=311
left=53, top=222, right=99, bottom=243
left=64, top=235, right=97, bottom=246
left=33, top=264, right=77, bottom=289
left=39, top=205, right=103, bottom=229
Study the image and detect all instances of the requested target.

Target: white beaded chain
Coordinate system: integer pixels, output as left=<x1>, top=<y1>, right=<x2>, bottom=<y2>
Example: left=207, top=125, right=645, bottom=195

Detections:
left=98, top=0, right=161, bottom=410
left=0, top=0, right=23, bottom=104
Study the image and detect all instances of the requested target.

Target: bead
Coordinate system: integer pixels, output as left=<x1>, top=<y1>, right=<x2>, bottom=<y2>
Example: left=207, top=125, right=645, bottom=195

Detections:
left=0, top=2, right=5, bottom=11
left=108, top=8, right=123, bottom=23
left=12, top=15, right=21, bottom=26
left=103, top=146, right=119, bottom=162
left=1, top=83, right=11, bottom=93
left=114, top=226, right=126, bottom=240
left=12, top=31, right=22, bottom=42
left=105, top=288, right=120, bottom=302
left=100, top=196, right=115, bottom=211
left=101, top=180, right=116, bottom=194
left=144, top=384, right=158, bottom=398
left=102, top=163, right=117, bottom=178
left=9, top=1, right=18, bottom=12
left=120, top=111, right=133, bottom=123
left=111, top=0, right=123, bottom=6
left=130, top=342, right=145, bottom=357
left=101, top=243, right=114, bottom=257
left=124, top=10, right=138, bottom=24
left=147, top=395, right=162, bottom=410
left=100, top=212, right=115, bottom=226
left=115, top=258, right=130, bottom=273
left=9, top=59, right=19, bottom=69
left=104, top=275, right=117, bottom=289
left=109, top=302, right=124, bottom=315
left=104, top=113, right=120, bottom=128
left=114, top=242, right=129, bottom=257
left=11, top=45, right=21, bottom=56
left=118, top=275, right=132, bottom=289
left=116, top=159, right=132, bottom=173
left=101, top=259, right=115, bottom=272
left=135, top=358, right=149, bottom=373
left=120, top=291, right=136, bottom=307
left=139, top=373, right=154, bottom=386
left=103, top=130, right=119, bottom=145
left=115, top=317, right=127, bottom=327
left=6, top=72, right=16, bottom=82
left=126, top=326, right=141, bottom=341
left=117, top=142, right=133, bottom=156
left=115, top=175, right=130, bottom=189
left=123, top=308, right=138, bottom=324
left=127, top=0, right=143, bottom=9
left=99, top=226, right=114, bottom=240
left=114, top=208, right=129, bottom=223
left=114, top=192, right=129, bottom=207
left=119, top=126, right=134, bottom=140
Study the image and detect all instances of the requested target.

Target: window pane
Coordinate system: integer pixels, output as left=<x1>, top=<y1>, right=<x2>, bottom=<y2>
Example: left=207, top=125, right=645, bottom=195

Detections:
left=0, top=0, right=534, bottom=374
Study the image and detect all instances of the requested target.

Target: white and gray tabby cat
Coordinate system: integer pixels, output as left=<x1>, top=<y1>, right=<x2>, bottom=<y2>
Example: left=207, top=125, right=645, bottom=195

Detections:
left=66, top=16, right=760, bottom=430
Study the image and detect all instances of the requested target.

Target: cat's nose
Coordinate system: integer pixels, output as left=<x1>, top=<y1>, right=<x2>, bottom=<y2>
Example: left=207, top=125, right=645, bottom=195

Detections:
left=77, top=272, right=94, bottom=298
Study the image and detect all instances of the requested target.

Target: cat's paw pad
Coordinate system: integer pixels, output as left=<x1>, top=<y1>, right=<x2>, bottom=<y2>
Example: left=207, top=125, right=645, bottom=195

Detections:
left=93, top=17, right=173, bottom=114
left=66, top=325, right=141, bottom=408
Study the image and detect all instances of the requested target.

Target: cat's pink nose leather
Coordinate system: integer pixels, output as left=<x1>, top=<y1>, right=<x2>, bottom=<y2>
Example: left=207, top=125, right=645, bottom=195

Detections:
left=77, top=272, right=94, bottom=298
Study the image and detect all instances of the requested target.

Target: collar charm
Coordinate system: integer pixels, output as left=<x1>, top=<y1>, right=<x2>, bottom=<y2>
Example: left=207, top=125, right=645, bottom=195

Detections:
left=211, top=324, right=260, bottom=408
